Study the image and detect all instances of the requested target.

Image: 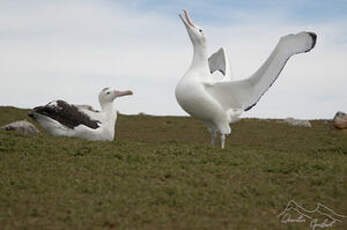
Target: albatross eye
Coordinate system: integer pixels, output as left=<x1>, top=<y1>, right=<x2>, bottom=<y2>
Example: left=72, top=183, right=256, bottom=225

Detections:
left=106, top=92, right=110, bottom=95
left=199, top=29, right=203, bottom=32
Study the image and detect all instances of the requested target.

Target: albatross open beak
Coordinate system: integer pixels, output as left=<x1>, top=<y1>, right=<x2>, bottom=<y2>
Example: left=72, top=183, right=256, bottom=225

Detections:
left=115, top=90, right=133, bottom=97
left=179, top=9, right=196, bottom=29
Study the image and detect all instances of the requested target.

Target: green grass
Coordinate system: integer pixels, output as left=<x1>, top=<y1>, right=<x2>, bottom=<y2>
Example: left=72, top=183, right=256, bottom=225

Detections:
left=0, top=106, right=346, bottom=229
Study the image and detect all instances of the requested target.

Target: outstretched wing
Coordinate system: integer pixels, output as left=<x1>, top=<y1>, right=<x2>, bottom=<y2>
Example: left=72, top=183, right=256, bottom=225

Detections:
left=205, top=32, right=316, bottom=112
left=208, top=47, right=232, bottom=79
left=33, top=100, right=101, bottom=129
left=204, top=79, right=256, bottom=111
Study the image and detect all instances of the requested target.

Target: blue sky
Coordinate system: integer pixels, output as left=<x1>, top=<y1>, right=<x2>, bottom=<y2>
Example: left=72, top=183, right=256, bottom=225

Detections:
left=0, top=0, right=346, bottom=119
left=117, top=0, right=347, bottom=23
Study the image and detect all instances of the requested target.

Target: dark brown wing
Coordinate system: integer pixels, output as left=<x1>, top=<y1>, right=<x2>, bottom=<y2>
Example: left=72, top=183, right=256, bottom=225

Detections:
left=33, top=100, right=101, bottom=129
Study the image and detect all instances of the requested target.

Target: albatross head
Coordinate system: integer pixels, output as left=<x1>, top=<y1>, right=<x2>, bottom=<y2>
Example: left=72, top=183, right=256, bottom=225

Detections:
left=179, top=9, right=206, bottom=48
left=99, top=87, right=133, bottom=105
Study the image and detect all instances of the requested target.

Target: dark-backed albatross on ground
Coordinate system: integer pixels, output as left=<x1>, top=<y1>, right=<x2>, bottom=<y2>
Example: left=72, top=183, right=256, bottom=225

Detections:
left=29, top=87, right=133, bottom=141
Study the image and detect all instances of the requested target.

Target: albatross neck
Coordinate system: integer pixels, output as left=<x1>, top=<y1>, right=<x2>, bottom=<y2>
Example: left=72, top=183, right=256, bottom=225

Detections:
left=101, top=102, right=117, bottom=119
left=190, top=42, right=209, bottom=72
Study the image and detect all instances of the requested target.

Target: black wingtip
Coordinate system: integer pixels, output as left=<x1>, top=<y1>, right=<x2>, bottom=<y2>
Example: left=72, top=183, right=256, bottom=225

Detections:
left=307, top=32, right=317, bottom=51
left=244, top=103, right=257, bottom=111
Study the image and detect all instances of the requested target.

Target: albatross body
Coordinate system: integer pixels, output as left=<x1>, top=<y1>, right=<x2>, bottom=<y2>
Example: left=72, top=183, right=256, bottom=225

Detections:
left=175, top=10, right=317, bottom=148
left=29, top=87, right=133, bottom=141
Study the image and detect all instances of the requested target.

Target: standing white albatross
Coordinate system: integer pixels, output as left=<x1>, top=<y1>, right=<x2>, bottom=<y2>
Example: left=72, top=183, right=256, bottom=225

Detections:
left=29, top=87, right=133, bottom=141
left=175, top=9, right=317, bottom=149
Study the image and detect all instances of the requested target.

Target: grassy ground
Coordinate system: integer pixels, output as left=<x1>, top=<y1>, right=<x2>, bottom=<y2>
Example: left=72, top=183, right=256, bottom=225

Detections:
left=0, top=106, right=346, bottom=230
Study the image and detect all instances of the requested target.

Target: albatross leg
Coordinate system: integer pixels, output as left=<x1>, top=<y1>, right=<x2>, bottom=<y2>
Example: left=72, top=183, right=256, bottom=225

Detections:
left=208, top=128, right=217, bottom=147
left=220, top=134, right=226, bottom=149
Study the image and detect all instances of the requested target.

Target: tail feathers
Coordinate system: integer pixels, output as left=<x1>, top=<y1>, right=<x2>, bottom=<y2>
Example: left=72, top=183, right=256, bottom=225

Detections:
left=28, top=112, right=36, bottom=119
left=28, top=112, right=53, bottom=123
left=218, top=124, right=231, bottom=135
left=227, top=108, right=243, bottom=123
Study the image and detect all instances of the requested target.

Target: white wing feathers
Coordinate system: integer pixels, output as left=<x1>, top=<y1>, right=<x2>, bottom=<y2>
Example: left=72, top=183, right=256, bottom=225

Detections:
left=205, top=42, right=290, bottom=111
left=75, top=104, right=99, bottom=112
left=74, top=104, right=104, bottom=121
left=208, top=47, right=232, bottom=79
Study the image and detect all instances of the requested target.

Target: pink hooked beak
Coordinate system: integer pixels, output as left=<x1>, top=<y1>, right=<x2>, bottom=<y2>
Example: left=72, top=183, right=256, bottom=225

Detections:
left=183, top=9, right=195, bottom=27
left=114, top=90, right=133, bottom=97
left=179, top=9, right=196, bottom=28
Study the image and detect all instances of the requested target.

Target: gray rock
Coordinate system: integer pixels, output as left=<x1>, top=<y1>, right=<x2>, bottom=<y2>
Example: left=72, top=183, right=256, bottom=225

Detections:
left=333, top=111, right=347, bottom=129
left=281, top=117, right=312, bottom=128
left=1, top=120, right=40, bottom=135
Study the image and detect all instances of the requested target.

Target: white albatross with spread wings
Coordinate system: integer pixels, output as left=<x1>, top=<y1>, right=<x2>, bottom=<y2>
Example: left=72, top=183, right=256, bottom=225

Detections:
left=29, top=87, right=133, bottom=141
left=175, top=10, right=317, bottom=149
